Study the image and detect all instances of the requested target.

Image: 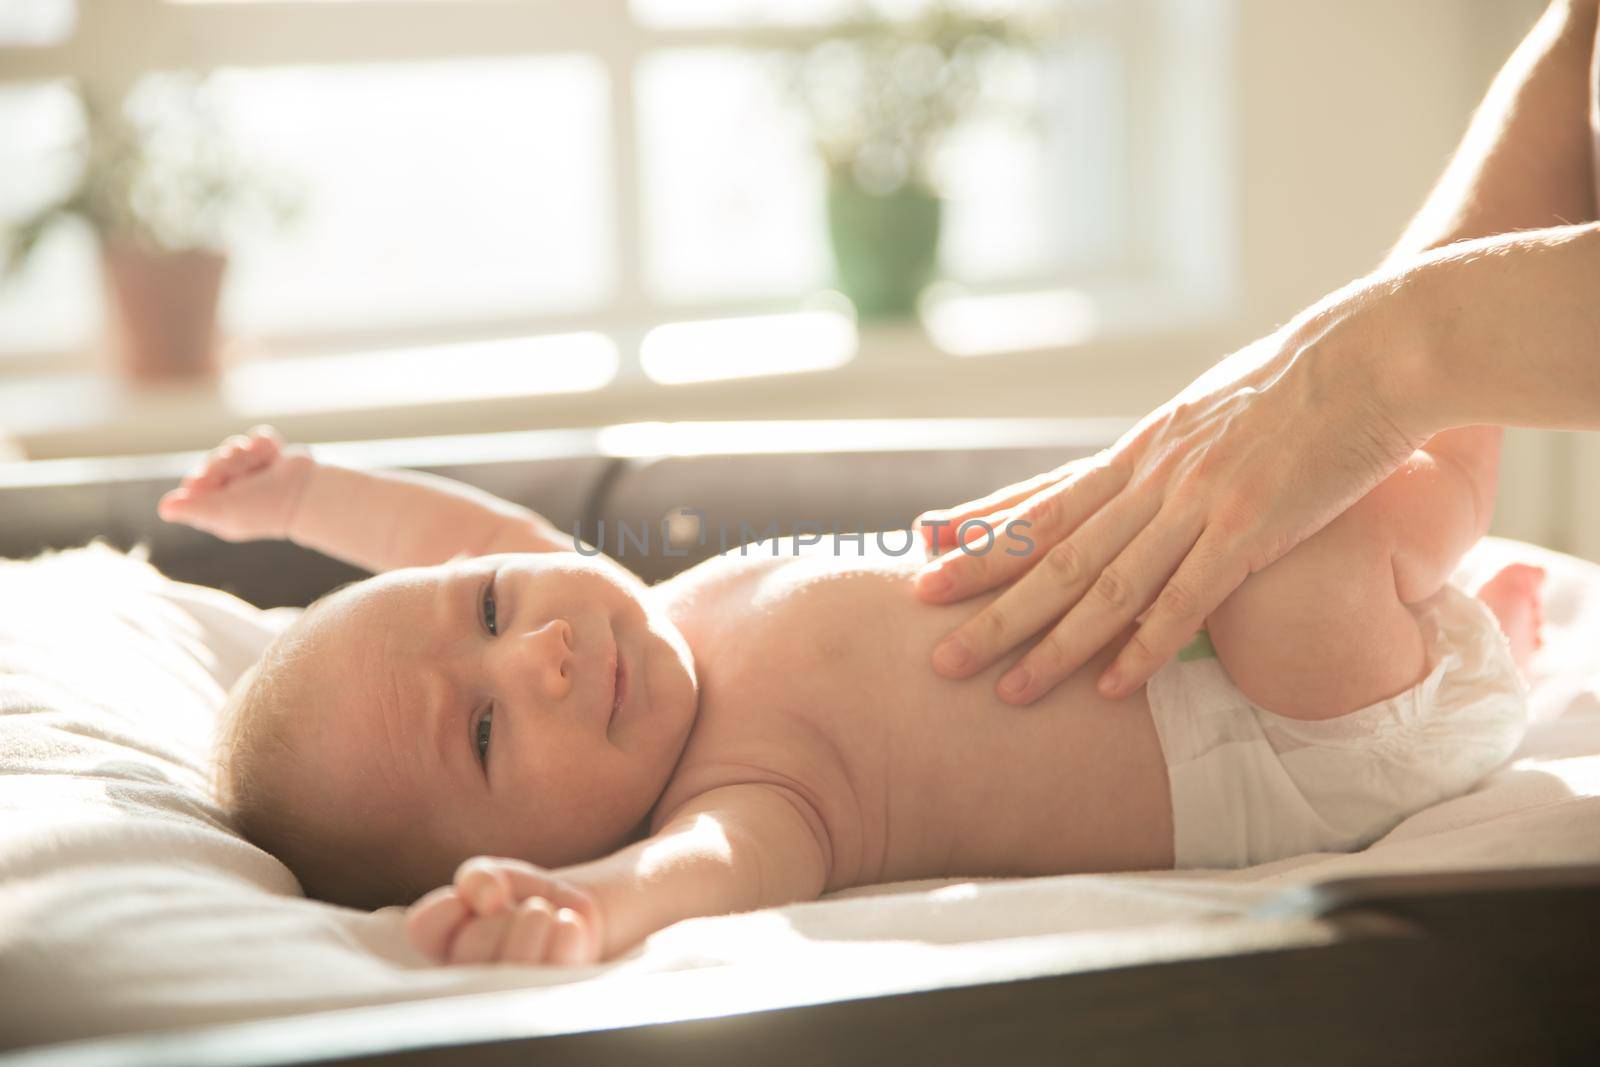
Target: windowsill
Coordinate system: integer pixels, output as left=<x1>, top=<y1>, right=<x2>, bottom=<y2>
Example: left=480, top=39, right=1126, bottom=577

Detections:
left=0, top=284, right=1239, bottom=461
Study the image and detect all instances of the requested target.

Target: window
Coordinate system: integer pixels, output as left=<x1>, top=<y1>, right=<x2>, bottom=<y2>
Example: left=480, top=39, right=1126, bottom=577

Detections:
left=0, top=0, right=1235, bottom=382
left=212, top=58, right=614, bottom=342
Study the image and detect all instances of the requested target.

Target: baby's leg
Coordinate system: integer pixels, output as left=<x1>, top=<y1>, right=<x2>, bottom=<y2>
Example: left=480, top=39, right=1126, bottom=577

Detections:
left=1204, top=428, right=1502, bottom=720
left=1476, top=563, right=1545, bottom=672
left=1204, top=499, right=1428, bottom=720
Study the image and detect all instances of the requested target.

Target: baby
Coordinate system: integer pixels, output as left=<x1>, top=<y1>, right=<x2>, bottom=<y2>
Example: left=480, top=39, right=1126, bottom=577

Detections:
left=161, top=424, right=1537, bottom=967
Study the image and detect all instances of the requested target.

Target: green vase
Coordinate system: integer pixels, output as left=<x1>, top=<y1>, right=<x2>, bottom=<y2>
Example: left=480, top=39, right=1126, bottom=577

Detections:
left=826, top=178, right=942, bottom=320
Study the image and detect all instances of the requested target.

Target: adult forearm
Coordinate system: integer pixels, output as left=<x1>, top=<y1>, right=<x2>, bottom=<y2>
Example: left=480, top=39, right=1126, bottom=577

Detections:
left=1393, top=222, right=1600, bottom=435
left=1387, top=0, right=1597, bottom=262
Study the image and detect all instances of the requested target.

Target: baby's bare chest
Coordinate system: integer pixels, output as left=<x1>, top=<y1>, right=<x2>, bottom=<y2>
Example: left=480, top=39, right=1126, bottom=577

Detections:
left=650, top=551, right=1167, bottom=884
left=655, top=556, right=920, bottom=827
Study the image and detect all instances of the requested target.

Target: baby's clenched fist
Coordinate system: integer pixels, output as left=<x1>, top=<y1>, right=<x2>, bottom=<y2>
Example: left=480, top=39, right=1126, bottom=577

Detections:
left=404, top=856, right=603, bottom=967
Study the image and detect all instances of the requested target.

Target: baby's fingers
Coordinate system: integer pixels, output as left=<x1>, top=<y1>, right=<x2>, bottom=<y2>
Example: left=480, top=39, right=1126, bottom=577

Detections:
left=184, top=430, right=279, bottom=491
left=546, top=907, right=599, bottom=966
left=454, top=857, right=514, bottom=916
left=404, top=887, right=470, bottom=961
left=502, top=897, right=557, bottom=963
left=157, top=487, right=195, bottom=521
left=156, top=484, right=239, bottom=535
left=447, top=913, right=513, bottom=966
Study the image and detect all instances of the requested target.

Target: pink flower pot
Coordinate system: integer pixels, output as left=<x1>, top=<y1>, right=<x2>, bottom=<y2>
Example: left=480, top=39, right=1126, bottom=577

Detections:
left=100, top=242, right=227, bottom=383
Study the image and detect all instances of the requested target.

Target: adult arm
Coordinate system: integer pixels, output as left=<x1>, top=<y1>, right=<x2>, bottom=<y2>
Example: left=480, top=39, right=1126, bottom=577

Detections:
left=915, top=0, right=1600, bottom=704
left=1387, top=0, right=1597, bottom=257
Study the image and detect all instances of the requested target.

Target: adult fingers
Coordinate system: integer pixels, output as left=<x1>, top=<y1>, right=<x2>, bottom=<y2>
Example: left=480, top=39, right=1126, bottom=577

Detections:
left=994, top=505, right=1204, bottom=703
left=1098, top=525, right=1251, bottom=698
left=930, top=487, right=1156, bottom=679
left=404, top=888, right=470, bottom=962
left=915, top=463, right=1076, bottom=554
left=916, top=458, right=1128, bottom=605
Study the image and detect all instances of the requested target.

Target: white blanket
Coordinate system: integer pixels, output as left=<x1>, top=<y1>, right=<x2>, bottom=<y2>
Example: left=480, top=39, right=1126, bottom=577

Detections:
left=1, top=538, right=1596, bottom=1049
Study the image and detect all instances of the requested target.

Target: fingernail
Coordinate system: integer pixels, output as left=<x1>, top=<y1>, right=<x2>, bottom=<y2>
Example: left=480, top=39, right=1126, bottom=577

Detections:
left=999, top=667, right=1030, bottom=698
left=918, top=570, right=951, bottom=597
left=1098, top=669, right=1121, bottom=697
left=933, top=637, right=969, bottom=673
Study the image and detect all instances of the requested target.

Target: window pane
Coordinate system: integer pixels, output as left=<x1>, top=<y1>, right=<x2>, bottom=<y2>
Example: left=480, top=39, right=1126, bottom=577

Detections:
left=629, top=0, right=855, bottom=29
left=937, top=36, right=1125, bottom=282
left=223, top=333, right=619, bottom=416
left=937, top=118, right=1053, bottom=283
left=207, top=56, right=613, bottom=341
left=641, top=308, right=855, bottom=384
left=628, top=0, right=1044, bottom=29
left=637, top=49, right=829, bottom=304
left=0, top=0, right=74, bottom=46
left=0, top=80, right=100, bottom=357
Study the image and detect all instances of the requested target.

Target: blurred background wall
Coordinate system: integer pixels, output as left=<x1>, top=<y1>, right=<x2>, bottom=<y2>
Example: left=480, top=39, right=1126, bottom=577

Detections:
left=3, top=0, right=1588, bottom=554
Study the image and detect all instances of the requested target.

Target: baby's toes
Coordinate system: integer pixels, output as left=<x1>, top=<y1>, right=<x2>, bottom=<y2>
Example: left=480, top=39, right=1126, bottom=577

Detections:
left=1506, top=563, right=1546, bottom=596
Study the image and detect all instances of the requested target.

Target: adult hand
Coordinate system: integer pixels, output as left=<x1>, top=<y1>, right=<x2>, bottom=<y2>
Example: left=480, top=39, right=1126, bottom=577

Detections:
left=915, top=278, right=1431, bottom=704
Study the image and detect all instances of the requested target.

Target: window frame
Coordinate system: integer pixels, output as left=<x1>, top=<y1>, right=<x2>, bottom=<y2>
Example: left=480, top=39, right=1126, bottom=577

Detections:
left=0, top=0, right=1236, bottom=384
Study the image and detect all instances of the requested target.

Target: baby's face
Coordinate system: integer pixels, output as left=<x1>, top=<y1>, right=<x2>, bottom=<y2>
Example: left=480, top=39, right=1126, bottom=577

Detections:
left=283, top=552, right=698, bottom=885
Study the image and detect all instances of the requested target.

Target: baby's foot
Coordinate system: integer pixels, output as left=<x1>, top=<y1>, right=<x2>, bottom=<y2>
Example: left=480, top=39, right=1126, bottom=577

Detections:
left=1476, top=563, right=1545, bottom=672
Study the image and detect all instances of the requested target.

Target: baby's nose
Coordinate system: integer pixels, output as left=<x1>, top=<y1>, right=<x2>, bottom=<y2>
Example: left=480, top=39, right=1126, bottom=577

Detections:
left=507, top=618, right=574, bottom=701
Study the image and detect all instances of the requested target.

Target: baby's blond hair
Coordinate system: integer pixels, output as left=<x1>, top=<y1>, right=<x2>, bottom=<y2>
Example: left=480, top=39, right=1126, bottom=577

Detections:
left=213, top=615, right=429, bottom=909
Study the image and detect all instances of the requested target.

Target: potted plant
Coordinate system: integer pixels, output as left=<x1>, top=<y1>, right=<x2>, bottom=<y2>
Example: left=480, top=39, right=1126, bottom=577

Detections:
left=1, top=76, right=295, bottom=383
left=785, top=1, right=1044, bottom=319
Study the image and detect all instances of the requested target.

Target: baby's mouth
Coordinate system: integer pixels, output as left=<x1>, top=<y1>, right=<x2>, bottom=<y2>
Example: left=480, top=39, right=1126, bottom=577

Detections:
left=610, top=650, right=627, bottom=727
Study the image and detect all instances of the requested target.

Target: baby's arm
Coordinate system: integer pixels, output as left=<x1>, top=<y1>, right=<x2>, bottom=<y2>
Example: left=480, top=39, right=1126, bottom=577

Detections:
left=405, top=784, right=831, bottom=965
left=1203, top=426, right=1501, bottom=720
left=159, top=426, right=573, bottom=573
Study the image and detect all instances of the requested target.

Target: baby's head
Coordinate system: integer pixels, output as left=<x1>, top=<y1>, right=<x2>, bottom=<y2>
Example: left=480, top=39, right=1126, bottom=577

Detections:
left=214, top=552, right=699, bottom=908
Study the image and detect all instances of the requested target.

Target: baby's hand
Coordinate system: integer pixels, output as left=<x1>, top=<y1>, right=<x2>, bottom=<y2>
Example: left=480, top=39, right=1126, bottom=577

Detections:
left=404, top=856, right=604, bottom=967
left=157, top=425, right=312, bottom=542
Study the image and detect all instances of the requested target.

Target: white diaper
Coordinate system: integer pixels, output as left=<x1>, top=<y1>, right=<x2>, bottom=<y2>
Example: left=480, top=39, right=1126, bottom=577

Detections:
left=1146, top=583, right=1528, bottom=869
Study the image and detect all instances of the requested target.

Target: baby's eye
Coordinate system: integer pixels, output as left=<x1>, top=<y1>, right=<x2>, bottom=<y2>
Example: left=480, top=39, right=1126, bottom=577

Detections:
left=481, top=575, right=498, bottom=637
left=474, top=706, right=493, bottom=765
